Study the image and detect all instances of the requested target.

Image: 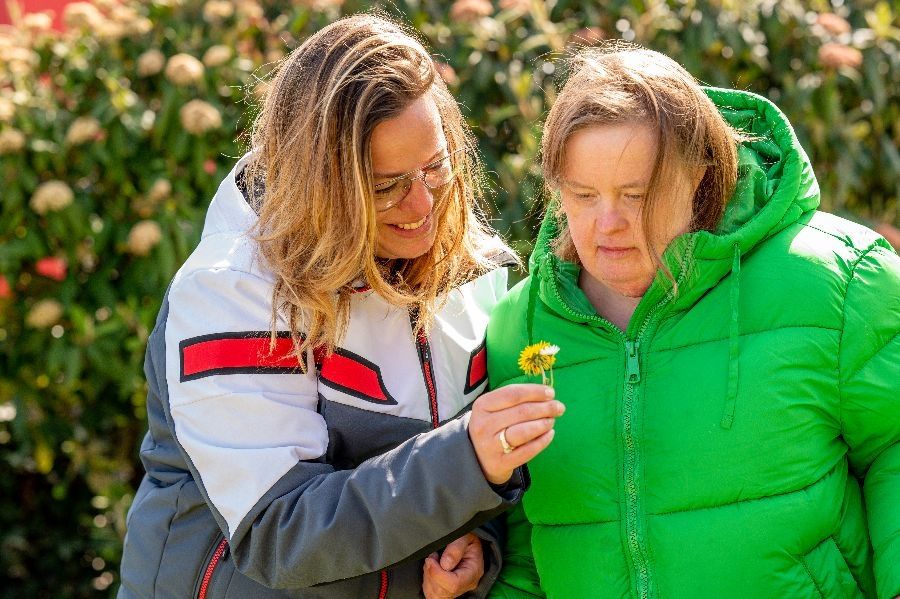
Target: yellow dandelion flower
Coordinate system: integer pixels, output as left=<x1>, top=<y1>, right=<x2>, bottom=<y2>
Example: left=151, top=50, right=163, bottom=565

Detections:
left=518, top=341, right=558, bottom=381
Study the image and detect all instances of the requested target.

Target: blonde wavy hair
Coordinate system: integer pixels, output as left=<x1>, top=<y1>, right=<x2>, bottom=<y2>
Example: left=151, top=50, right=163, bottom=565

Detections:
left=542, top=45, right=743, bottom=267
left=244, top=13, right=511, bottom=359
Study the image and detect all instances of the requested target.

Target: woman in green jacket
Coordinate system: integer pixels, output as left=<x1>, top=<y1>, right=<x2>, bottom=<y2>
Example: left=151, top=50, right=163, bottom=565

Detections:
left=486, top=47, right=899, bottom=599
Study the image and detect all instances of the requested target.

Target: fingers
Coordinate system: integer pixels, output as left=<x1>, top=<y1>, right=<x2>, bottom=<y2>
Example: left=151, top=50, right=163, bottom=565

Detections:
left=504, top=428, right=555, bottom=464
left=439, top=534, right=474, bottom=570
left=468, top=384, right=564, bottom=485
left=473, top=384, right=555, bottom=413
left=422, top=540, right=484, bottom=598
left=422, top=556, right=461, bottom=599
left=501, top=417, right=556, bottom=448
left=491, top=400, right=565, bottom=432
left=422, top=555, right=453, bottom=599
left=450, top=548, right=484, bottom=593
left=469, top=396, right=564, bottom=444
left=459, top=535, right=484, bottom=570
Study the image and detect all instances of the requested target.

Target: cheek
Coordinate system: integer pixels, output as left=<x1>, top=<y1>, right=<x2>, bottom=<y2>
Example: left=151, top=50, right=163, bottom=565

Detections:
left=561, top=205, right=591, bottom=246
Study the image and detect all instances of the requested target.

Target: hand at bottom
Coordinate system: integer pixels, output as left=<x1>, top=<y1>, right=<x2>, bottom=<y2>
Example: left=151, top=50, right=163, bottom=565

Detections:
left=422, top=533, right=484, bottom=598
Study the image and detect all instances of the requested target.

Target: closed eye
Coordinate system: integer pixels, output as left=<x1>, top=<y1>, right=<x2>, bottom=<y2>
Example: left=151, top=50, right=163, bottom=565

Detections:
left=571, top=192, right=597, bottom=202
left=374, top=181, right=399, bottom=193
left=624, top=193, right=645, bottom=201
left=561, top=182, right=597, bottom=202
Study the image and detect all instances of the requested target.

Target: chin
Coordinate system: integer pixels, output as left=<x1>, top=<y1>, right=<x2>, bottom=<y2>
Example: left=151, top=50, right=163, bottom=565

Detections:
left=617, top=286, right=648, bottom=299
left=375, top=238, right=436, bottom=261
left=587, top=268, right=653, bottom=299
left=606, top=276, right=653, bottom=298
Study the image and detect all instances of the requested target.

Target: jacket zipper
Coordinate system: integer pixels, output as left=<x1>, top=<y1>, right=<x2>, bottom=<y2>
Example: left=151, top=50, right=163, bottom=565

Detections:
left=372, top=317, right=440, bottom=599
left=622, top=339, right=649, bottom=599
left=546, top=247, right=692, bottom=599
left=414, top=328, right=440, bottom=430
left=546, top=265, right=655, bottom=595
left=197, top=538, right=229, bottom=599
left=620, top=271, right=687, bottom=599
left=378, top=569, right=389, bottom=599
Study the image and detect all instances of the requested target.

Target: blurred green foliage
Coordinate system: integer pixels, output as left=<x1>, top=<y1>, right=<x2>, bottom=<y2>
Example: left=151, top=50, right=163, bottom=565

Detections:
left=0, top=0, right=896, bottom=595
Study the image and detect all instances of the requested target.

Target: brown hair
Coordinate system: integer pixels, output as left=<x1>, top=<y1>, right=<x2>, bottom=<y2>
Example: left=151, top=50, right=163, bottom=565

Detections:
left=542, top=45, right=743, bottom=265
left=245, top=13, right=510, bottom=358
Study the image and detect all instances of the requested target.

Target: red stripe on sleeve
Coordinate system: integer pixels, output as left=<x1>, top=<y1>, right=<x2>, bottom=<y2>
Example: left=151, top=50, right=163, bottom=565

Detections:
left=181, top=335, right=302, bottom=379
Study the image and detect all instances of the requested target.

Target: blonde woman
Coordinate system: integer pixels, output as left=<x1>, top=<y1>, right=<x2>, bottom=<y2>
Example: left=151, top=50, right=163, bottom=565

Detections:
left=487, top=47, right=899, bottom=598
left=119, top=15, right=562, bottom=599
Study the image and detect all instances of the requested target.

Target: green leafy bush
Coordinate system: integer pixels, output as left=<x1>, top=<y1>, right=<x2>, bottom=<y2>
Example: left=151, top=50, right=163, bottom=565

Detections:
left=0, top=0, right=896, bottom=595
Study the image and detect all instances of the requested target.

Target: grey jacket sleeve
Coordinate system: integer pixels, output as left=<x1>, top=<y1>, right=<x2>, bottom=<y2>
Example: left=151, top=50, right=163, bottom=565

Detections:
left=229, top=412, right=527, bottom=589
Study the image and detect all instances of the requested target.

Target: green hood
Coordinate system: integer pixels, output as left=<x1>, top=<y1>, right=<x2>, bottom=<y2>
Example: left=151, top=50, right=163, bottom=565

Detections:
left=527, top=88, right=821, bottom=338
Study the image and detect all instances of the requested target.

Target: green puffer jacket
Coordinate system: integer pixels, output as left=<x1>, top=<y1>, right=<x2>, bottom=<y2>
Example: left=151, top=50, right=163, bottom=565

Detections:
left=486, top=89, right=900, bottom=599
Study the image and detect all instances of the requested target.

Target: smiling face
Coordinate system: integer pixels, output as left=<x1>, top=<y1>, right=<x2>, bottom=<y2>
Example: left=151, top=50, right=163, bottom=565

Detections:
left=369, top=94, right=448, bottom=260
left=560, top=123, right=696, bottom=300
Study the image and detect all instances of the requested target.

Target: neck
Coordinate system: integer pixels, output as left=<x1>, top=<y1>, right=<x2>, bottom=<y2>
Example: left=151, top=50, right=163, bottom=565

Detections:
left=579, top=271, right=642, bottom=332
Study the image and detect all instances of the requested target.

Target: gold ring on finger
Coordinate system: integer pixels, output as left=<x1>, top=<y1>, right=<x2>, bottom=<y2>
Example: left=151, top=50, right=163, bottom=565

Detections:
left=499, top=428, right=515, bottom=454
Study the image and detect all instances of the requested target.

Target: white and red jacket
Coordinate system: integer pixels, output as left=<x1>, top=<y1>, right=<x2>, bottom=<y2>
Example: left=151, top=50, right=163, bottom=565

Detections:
left=118, top=154, right=527, bottom=598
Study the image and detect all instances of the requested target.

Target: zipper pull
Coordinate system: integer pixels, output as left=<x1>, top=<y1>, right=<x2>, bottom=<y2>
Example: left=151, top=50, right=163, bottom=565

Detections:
left=625, top=340, right=641, bottom=384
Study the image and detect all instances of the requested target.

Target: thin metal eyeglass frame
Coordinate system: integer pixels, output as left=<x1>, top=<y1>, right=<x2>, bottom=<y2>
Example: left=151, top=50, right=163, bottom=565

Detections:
left=372, top=146, right=470, bottom=212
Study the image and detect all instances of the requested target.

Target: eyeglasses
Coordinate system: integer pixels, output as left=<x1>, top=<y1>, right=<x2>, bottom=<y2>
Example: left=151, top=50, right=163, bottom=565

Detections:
left=372, top=146, right=470, bottom=212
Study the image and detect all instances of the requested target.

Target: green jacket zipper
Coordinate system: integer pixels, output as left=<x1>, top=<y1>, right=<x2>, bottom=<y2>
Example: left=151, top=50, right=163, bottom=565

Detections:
left=622, top=338, right=649, bottom=599
left=545, top=250, right=691, bottom=599
left=546, top=262, right=652, bottom=597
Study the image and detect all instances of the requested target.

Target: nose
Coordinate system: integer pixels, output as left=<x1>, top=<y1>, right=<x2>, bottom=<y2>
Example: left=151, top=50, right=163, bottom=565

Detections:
left=398, top=178, right=434, bottom=215
left=594, top=198, right=629, bottom=234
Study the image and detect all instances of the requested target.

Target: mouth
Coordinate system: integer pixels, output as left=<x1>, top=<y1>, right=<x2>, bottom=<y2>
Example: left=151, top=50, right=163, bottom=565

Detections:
left=392, top=214, right=429, bottom=230
left=598, top=245, right=636, bottom=257
left=386, top=213, right=434, bottom=239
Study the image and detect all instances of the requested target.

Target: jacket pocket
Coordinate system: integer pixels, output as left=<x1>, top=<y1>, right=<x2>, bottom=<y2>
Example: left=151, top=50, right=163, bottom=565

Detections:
left=799, top=536, right=864, bottom=599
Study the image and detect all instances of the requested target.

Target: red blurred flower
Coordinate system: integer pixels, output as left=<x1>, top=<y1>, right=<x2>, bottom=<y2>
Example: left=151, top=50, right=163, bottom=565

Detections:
left=0, top=275, right=11, bottom=299
left=203, top=159, right=218, bottom=175
left=36, top=256, right=68, bottom=281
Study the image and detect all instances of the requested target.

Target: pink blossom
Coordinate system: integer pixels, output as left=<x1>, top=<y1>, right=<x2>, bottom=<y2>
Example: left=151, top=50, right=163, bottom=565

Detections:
left=434, top=62, right=458, bottom=86
left=36, top=256, right=68, bottom=281
left=450, top=0, right=492, bottom=23
left=816, top=13, right=851, bottom=36
left=818, top=43, right=863, bottom=69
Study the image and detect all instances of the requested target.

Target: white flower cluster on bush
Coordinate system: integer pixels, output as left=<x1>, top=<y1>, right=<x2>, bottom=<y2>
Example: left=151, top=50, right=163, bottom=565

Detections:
left=127, top=221, right=163, bottom=256
left=30, top=181, right=74, bottom=214
left=180, top=100, right=222, bottom=135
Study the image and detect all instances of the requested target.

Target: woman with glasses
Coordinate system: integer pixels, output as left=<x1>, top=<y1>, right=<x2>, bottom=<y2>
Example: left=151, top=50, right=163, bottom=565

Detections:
left=119, top=14, right=563, bottom=599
